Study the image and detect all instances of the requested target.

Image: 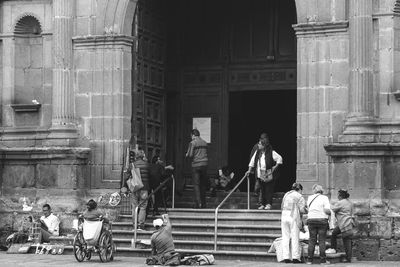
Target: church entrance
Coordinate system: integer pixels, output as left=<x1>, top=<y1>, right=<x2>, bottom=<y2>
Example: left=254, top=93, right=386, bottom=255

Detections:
left=132, top=0, right=297, bottom=193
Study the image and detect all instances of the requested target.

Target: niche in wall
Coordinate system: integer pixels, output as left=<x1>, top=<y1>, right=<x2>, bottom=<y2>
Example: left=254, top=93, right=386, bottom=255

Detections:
left=12, top=15, right=43, bottom=126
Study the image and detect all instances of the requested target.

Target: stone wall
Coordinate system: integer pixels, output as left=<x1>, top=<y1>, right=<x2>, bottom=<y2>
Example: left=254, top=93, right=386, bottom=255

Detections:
left=0, top=197, right=120, bottom=247
left=353, top=215, right=400, bottom=261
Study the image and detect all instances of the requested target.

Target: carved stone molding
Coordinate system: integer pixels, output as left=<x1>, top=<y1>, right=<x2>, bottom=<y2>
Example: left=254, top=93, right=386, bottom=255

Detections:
left=73, top=35, right=135, bottom=50
left=293, top=21, right=349, bottom=36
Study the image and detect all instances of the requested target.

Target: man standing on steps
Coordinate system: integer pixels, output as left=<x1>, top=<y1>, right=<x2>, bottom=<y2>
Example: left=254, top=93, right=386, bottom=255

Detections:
left=185, top=129, right=213, bottom=209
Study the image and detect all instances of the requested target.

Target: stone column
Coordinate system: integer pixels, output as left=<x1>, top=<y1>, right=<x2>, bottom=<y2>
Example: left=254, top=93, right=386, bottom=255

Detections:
left=347, top=0, right=373, bottom=121
left=49, top=0, right=76, bottom=140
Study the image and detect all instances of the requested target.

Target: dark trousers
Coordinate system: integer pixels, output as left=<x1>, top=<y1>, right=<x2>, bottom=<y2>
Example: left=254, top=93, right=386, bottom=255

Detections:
left=192, top=165, right=207, bottom=208
left=307, top=219, right=329, bottom=263
left=331, top=226, right=353, bottom=261
left=257, top=179, right=275, bottom=206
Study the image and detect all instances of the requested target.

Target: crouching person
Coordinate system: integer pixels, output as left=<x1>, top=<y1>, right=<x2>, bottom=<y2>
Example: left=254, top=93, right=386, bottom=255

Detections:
left=146, top=214, right=180, bottom=266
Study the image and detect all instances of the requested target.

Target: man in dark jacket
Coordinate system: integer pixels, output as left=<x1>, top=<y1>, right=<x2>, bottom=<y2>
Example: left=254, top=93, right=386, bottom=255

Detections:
left=185, top=129, right=214, bottom=208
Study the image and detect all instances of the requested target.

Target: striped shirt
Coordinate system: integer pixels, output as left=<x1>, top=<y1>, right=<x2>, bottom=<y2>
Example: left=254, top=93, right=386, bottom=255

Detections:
left=186, top=136, right=208, bottom=167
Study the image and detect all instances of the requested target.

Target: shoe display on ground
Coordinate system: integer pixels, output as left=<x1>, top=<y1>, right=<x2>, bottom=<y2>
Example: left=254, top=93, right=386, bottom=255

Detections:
left=325, top=248, right=336, bottom=254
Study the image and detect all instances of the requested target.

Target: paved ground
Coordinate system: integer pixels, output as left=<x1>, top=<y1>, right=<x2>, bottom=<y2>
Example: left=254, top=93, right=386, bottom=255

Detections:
left=0, top=252, right=400, bottom=267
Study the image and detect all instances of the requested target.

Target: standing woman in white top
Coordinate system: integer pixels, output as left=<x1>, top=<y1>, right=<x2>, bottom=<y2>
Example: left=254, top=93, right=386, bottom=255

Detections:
left=246, top=139, right=282, bottom=210
left=306, top=184, right=331, bottom=265
left=281, top=183, right=307, bottom=263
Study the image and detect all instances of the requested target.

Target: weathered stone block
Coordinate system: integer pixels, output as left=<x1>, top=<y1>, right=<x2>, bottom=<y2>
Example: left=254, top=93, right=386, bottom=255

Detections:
left=331, top=161, right=352, bottom=190
left=354, top=215, right=370, bottom=237
left=379, top=239, right=400, bottom=261
left=75, top=95, right=90, bottom=117
left=333, top=0, right=347, bottom=21
left=353, top=238, right=379, bottom=261
left=331, top=61, right=349, bottom=86
left=370, top=199, right=390, bottom=216
left=3, top=165, right=35, bottom=188
left=354, top=202, right=371, bottom=216
left=393, top=217, right=400, bottom=239
left=77, top=70, right=93, bottom=93
left=76, top=17, right=90, bottom=36
left=36, top=164, right=57, bottom=188
left=370, top=216, right=392, bottom=239
left=317, top=0, right=332, bottom=22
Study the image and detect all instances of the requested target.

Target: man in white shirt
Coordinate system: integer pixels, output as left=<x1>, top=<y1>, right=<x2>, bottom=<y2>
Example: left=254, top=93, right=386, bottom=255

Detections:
left=40, top=204, right=60, bottom=243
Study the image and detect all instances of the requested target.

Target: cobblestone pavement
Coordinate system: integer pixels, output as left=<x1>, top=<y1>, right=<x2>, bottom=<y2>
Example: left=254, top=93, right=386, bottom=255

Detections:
left=1, top=252, right=400, bottom=267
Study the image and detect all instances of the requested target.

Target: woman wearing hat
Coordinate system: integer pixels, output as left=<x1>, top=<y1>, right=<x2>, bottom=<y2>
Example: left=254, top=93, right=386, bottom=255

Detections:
left=330, top=189, right=355, bottom=262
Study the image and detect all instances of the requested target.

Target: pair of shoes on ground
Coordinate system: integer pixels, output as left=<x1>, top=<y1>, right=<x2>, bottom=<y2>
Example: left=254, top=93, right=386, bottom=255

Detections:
left=283, top=259, right=302, bottom=264
left=325, top=248, right=336, bottom=254
left=306, top=260, right=331, bottom=265
left=257, top=204, right=271, bottom=210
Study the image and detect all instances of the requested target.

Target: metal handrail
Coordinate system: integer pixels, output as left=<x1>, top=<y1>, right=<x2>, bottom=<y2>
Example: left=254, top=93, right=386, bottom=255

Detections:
left=133, top=174, right=175, bottom=247
left=213, top=173, right=250, bottom=251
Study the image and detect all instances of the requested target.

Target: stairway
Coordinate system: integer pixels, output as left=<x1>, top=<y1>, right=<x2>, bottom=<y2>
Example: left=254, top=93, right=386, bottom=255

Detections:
left=50, top=190, right=346, bottom=262
left=113, top=208, right=281, bottom=261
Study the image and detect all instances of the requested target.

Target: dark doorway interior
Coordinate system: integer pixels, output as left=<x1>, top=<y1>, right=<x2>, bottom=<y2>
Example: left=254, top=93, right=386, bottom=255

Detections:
left=228, top=90, right=296, bottom=192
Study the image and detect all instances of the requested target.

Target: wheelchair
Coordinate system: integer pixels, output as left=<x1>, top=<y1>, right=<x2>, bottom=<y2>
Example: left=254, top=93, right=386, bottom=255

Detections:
left=73, top=215, right=115, bottom=262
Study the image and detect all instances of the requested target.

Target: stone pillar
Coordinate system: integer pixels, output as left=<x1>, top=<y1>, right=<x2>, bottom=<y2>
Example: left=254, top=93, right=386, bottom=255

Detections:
left=343, top=0, right=374, bottom=135
left=49, top=0, right=77, bottom=141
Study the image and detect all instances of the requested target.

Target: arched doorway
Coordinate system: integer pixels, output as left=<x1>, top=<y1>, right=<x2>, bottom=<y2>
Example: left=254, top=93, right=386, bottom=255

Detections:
left=132, top=0, right=297, bottom=192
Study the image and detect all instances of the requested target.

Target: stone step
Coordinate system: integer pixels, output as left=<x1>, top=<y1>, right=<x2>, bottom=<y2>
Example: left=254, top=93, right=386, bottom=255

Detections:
left=113, top=222, right=281, bottom=234
left=120, top=208, right=282, bottom=217
left=117, top=214, right=281, bottom=226
left=112, top=230, right=280, bottom=243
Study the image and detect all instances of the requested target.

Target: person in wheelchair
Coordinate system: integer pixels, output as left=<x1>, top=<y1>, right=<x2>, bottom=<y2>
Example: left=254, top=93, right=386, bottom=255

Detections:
left=82, top=199, right=109, bottom=228
left=83, top=199, right=108, bottom=221
left=74, top=199, right=114, bottom=262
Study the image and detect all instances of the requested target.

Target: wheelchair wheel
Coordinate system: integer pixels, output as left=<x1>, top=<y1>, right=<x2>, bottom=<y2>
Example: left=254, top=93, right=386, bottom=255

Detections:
left=73, top=232, right=86, bottom=262
left=98, top=231, right=113, bottom=262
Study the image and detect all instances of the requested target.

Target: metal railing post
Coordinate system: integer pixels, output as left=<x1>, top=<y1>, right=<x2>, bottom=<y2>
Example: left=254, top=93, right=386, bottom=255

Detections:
left=214, top=207, right=219, bottom=251
left=133, top=206, right=139, bottom=248
left=172, top=175, right=175, bottom=209
left=213, top=174, right=250, bottom=252
left=247, top=175, right=250, bottom=210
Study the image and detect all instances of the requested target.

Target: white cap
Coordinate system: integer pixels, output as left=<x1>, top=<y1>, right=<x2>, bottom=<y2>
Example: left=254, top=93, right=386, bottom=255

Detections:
left=153, top=218, right=163, bottom=227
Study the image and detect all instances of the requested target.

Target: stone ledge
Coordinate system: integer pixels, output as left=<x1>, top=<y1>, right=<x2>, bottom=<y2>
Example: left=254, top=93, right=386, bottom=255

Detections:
left=293, top=21, right=349, bottom=36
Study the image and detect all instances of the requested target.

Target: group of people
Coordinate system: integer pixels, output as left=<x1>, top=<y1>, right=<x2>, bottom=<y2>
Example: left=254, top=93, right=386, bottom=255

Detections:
left=280, top=183, right=356, bottom=264
left=186, top=130, right=283, bottom=210
left=124, top=149, right=174, bottom=231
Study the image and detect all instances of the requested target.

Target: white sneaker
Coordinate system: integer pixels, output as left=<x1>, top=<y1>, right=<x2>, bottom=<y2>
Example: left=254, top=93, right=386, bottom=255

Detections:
left=325, top=248, right=336, bottom=254
left=258, top=205, right=265, bottom=210
left=264, top=204, right=271, bottom=210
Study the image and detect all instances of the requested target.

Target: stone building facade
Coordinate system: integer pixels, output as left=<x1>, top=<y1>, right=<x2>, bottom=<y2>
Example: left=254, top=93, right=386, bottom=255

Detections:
left=1, top=0, right=400, bottom=260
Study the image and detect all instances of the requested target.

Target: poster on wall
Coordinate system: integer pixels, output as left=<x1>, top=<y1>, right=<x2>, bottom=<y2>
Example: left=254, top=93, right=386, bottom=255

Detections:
left=193, top=117, right=211, bottom=143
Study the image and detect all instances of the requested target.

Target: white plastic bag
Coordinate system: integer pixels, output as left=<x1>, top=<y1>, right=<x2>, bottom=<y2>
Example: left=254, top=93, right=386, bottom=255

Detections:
left=127, top=163, right=143, bottom=192
left=82, top=220, right=102, bottom=245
